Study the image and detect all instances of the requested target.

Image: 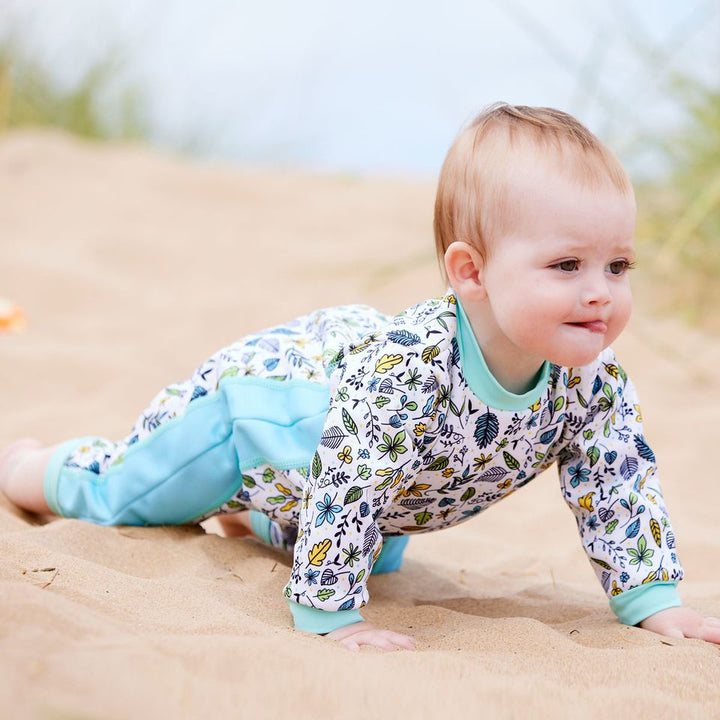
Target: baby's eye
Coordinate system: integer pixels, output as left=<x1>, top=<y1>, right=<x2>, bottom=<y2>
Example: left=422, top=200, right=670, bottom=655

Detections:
left=606, top=260, right=633, bottom=275
left=555, top=259, right=579, bottom=272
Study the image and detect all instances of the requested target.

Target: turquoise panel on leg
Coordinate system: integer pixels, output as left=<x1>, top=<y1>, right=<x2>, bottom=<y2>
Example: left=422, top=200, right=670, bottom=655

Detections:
left=371, top=536, right=409, bottom=574
left=50, top=377, right=330, bottom=526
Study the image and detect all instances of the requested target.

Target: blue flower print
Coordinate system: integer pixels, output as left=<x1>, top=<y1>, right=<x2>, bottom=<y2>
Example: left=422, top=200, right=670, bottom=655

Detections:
left=304, top=568, right=320, bottom=585
left=568, top=463, right=590, bottom=488
left=315, top=493, right=343, bottom=527
left=358, top=448, right=370, bottom=460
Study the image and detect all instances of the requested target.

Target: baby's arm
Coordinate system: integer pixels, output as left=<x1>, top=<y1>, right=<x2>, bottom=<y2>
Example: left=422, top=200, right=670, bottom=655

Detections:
left=283, top=334, right=439, bottom=650
left=640, top=607, right=720, bottom=643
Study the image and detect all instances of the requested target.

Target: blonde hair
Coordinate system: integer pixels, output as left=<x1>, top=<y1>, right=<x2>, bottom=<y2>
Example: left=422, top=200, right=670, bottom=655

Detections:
left=433, top=103, right=632, bottom=276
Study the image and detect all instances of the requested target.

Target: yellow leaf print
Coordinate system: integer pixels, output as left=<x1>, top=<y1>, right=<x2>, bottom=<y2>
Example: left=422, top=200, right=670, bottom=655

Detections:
left=308, top=539, right=332, bottom=566
left=611, top=581, right=622, bottom=597
left=604, top=363, right=619, bottom=379
left=375, top=467, right=395, bottom=476
left=350, top=338, right=371, bottom=355
left=391, top=470, right=404, bottom=488
left=567, top=375, right=581, bottom=389
left=375, top=354, right=404, bottom=373
left=421, top=345, right=440, bottom=363
left=400, top=482, right=431, bottom=498
left=578, top=492, right=595, bottom=512
left=280, top=499, right=298, bottom=513
left=650, top=518, right=662, bottom=547
left=642, top=571, right=657, bottom=584
left=497, top=478, right=512, bottom=490
left=414, top=422, right=427, bottom=436
left=634, top=404, right=643, bottom=422
left=441, top=468, right=454, bottom=478
left=473, top=454, right=492, bottom=471
left=337, top=446, right=352, bottom=464
left=275, top=483, right=293, bottom=496
left=528, top=399, right=541, bottom=413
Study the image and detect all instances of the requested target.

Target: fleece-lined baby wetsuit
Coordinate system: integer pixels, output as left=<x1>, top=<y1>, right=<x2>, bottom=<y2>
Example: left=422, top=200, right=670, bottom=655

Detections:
left=44, top=293, right=683, bottom=634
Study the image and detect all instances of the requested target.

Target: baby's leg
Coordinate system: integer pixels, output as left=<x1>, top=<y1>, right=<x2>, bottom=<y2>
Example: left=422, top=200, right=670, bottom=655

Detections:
left=0, top=439, right=55, bottom=514
left=216, top=512, right=253, bottom=538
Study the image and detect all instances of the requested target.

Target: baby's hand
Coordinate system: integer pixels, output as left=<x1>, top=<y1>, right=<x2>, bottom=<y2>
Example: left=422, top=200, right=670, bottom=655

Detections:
left=325, top=621, right=415, bottom=652
left=639, top=607, right=720, bottom=644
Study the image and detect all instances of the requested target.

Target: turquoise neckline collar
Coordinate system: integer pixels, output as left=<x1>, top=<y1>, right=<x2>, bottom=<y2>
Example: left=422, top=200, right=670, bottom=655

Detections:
left=454, top=297, right=550, bottom=411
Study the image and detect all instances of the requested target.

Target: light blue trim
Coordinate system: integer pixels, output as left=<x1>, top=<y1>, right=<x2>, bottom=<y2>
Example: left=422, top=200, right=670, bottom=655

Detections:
left=249, top=510, right=273, bottom=544
left=287, top=600, right=364, bottom=634
left=48, top=376, right=329, bottom=526
left=609, top=582, right=681, bottom=625
left=44, top=437, right=99, bottom=517
left=455, top=298, right=550, bottom=411
left=372, top=536, right=409, bottom=574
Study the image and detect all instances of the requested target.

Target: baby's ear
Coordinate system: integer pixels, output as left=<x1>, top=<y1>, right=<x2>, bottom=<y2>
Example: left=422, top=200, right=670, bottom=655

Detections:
left=444, top=242, right=487, bottom=301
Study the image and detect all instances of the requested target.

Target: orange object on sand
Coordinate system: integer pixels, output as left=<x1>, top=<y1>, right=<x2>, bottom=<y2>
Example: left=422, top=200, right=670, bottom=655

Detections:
left=0, top=298, right=26, bottom=333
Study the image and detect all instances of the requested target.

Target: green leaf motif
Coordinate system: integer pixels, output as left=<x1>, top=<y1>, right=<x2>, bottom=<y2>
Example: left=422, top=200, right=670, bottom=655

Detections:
left=605, top=519, right=618, bottom=534
left=414, top=510, right=432, bottom=526
left=311, top=452, right=322, bottom=479
left=461, top=487, right=475, bottom=502
left=262, top=468, right=275, bottom=483
left=316, top=588, right=336, bottom=601
left=577, top=390, right=588, bottom=409
left=602, top=382, right=614, bottom=401
left=374, top=396, right=390, bottom=408
left=587, top=446, right=600, bottom=467
left=427, top=455, right=450, bottom=471
left=344, top=486, right=363, bottom=504
left=503, top=451, right=521, bottom=470
left=241, top=474, right=256, bottom=488
left=591, top=557, right=612, bottom=570
left=357, top=464, right=371, bottom=480
left=554, top=396, right=565, bottom=412
left=342, top=407, right=359, bottom=436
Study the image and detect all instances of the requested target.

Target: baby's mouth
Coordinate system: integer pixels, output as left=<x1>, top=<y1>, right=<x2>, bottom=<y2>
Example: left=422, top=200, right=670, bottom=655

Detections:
left=567, top=320, right=608, bottom=333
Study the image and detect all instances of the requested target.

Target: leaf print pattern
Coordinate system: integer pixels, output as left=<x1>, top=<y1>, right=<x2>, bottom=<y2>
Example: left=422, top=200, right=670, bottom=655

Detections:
left=60, top=292, right=683, bottom=621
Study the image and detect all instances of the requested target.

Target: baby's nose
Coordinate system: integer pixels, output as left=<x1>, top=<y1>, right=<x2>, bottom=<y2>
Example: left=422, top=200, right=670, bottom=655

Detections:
left=581, top=275, right=612, bottom=306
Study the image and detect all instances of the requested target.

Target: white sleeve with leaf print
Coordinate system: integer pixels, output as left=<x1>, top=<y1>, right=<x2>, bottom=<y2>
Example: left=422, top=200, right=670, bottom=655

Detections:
left=284, top=331, right=442, bottom=614
left=557, top=349, right=683, bottom=600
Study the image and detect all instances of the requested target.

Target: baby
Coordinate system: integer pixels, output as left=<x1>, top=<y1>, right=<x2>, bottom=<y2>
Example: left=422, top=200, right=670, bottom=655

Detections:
left=2, top=103, right=719, bottom=651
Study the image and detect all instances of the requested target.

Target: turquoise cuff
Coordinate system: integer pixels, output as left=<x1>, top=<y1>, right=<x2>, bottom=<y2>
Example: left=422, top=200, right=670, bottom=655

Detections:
left=44, top=437, right=99, bottom=517
left=287, top=600, right=364, bottom=634
left=609, top=582, right=681, bottom=626
left=249, top=510, right=273, bottom=544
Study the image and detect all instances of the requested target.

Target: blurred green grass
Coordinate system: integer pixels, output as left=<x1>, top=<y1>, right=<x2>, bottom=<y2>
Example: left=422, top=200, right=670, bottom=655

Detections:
left=634, top=77, right=720, bottom=334
left=0, top=41, right=144, bottom=141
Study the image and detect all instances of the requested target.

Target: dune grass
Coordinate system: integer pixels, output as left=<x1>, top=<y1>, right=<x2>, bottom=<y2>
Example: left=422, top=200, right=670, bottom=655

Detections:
left=634, top=78, right=720, bottom=333
left=0, top=42, right=144, bottom=141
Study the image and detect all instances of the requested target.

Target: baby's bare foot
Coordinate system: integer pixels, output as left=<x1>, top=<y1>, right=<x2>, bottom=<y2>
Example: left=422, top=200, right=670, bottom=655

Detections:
left=0, top=439, right=42, bottom=489
left=0, top=438, right=53, bottom=513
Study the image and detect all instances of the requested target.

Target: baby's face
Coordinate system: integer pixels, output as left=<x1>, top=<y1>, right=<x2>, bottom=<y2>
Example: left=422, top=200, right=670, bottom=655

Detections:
left=478, top=166, right=636, bottom=372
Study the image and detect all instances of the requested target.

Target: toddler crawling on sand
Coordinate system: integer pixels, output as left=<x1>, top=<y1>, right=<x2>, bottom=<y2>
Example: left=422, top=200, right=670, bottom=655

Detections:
left=3, top=103, right=719, bottom=651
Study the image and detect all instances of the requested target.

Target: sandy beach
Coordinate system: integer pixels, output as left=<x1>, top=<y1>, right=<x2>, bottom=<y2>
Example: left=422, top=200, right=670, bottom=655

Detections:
left=1, top=130, right=719, bottom=719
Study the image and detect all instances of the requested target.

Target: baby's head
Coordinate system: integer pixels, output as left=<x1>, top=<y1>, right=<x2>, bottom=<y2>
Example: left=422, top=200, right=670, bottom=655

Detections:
left=435, top=104, right=637, bottom=386
left=434, top=103, right=633, bottom=274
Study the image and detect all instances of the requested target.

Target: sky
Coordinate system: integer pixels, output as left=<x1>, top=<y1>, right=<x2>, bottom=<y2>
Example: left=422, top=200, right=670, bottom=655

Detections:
left=2, top=0, right=718, bottom=177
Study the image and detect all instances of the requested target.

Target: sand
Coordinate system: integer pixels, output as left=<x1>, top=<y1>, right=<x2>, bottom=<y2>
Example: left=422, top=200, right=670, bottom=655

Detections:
left=1, top=130, right=719, bottom=719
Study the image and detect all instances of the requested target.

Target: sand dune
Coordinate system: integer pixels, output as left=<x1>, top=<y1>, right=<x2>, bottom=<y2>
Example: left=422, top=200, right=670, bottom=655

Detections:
left=1, top=131, right=719, bottom=719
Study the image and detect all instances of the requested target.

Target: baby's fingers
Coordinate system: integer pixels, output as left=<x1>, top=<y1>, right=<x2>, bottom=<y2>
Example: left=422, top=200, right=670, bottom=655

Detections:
left=695, top=617, right=720, bottom=645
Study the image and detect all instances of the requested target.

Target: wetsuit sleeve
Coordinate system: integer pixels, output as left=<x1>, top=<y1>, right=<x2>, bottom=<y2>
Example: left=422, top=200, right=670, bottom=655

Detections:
left=284, top=334, right=439, bottom=629
left=557, top=352, right=684, bottom=625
